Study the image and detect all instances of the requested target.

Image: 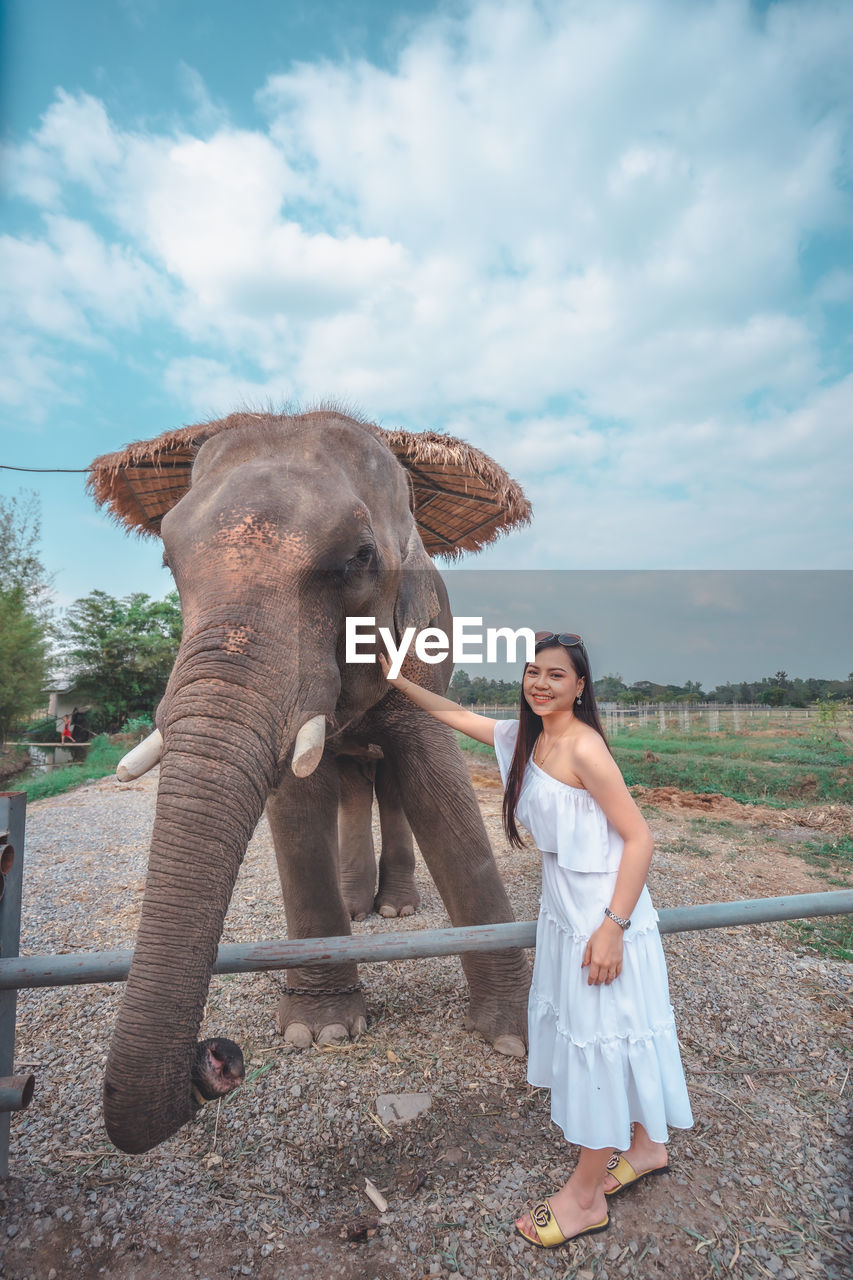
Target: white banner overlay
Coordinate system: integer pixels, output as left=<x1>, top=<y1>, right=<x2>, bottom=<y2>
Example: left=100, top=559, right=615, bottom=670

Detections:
left=345, top=617, right=537, bottom=679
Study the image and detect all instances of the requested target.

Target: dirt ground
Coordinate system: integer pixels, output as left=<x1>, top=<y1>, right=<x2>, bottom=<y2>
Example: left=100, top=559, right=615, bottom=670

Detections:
left=1, top=756, right=851, bottom=1280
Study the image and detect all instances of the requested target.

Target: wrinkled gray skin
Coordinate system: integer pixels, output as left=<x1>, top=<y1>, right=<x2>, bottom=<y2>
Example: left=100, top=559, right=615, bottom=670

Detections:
left=103, top=412, right=530, bottom=1154
left=337, top=749, right=420, bottom=921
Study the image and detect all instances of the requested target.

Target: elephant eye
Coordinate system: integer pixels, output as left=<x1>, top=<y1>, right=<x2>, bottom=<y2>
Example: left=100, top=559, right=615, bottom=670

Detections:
left=346, top=543, right=376, bottom=572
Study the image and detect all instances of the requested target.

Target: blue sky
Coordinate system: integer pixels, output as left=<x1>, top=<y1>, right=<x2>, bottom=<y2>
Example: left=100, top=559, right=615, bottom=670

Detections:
left=2, top=0, right=852, bottom=647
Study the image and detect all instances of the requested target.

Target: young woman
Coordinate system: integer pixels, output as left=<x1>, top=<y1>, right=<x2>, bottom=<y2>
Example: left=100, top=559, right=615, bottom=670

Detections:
left=380, top=632, right=692, bottom=1249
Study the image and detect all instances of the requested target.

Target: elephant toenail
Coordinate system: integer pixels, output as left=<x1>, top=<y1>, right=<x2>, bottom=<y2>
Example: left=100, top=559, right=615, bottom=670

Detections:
left=316, top=1023, right=349, bottom=1047
left=493, top=1034, right=526, bottom=1059
left=282, top=1022, right=313, bottom=1050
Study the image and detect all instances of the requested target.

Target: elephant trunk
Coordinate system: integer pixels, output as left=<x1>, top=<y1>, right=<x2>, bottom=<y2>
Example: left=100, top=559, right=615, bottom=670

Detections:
left=103, top=679, right=285, bottom=1153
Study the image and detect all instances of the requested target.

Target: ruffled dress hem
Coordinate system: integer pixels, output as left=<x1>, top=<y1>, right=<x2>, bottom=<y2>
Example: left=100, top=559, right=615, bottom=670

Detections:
left=527, top=878, right=694, bottom=1150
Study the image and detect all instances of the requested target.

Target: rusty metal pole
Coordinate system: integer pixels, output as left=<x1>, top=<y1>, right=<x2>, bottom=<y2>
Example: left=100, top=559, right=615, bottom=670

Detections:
left=0, top=792, right=29, bottom=1178
left=1, top=890, right=851, bottom=992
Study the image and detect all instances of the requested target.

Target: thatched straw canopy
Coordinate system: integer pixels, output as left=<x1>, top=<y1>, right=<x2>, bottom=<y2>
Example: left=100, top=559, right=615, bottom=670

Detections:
left=87, top=411, right=531, bottom=557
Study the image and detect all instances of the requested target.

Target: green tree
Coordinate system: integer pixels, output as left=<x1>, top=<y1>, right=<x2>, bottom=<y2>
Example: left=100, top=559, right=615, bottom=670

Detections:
left=682, top=680, right=704, bottom=703
left=594, top=673, right=627, bottom=702
left=0, top=587, right=50, bottom=740
left=0, top=492, right=51, bottom=604
left=63, top=590, right=182, bottom=730
left=450, top=668, right=473, bottom=703
left=0, top=492, right=52, bottom=739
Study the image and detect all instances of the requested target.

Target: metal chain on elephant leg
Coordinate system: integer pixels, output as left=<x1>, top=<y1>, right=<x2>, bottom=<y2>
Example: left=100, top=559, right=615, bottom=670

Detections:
left=279, top=981, right=364, bottom=998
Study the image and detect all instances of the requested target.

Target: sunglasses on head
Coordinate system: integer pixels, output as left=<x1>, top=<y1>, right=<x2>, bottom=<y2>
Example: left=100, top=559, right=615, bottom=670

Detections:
left=534, top=631, right=584, bottom=648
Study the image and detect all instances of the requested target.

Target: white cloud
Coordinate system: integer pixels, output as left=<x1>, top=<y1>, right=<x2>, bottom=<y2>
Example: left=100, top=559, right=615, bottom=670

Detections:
left=177, top=62, right=230, bottom=133
left=33, top=89, right=123, bottom=193
left=0, top=332, right=80, bottom=414
left=469, top=372, right=853, bottom=570
left=0, top=216, right=168, bottom=354
left=3, top=0, right=852, bottom=564
left=162, top=356, right=294, bottom=417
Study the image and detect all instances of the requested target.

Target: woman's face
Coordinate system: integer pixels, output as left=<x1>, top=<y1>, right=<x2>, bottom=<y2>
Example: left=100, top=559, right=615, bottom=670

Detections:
left=522, top=644, right=585, bottom=718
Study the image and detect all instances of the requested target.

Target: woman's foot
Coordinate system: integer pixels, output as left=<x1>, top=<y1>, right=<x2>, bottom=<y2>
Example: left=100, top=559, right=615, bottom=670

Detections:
left=516, top=1182, right=609, bottom=1246
left=603, top=1133, right=668, bottom=1195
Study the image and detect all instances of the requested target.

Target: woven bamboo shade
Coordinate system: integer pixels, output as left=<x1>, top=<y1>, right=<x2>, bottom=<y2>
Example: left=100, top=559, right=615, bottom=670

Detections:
left=88, top=411, right=530, bottom=557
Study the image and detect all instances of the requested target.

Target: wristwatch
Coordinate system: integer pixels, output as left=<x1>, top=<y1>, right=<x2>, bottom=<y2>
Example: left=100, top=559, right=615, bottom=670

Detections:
left=604, top=906, right=631, bottom=930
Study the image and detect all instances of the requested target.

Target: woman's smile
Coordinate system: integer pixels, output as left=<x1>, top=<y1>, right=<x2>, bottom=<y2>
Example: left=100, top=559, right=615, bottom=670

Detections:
left=523, top=645, right=583, bottom=715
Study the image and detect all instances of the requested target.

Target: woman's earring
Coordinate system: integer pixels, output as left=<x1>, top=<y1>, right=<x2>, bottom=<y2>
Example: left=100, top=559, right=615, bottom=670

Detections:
left=576, top=694, right=582, bottom=705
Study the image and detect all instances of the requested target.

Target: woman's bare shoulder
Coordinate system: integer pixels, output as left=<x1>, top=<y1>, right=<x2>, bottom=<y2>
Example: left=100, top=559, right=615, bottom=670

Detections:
left=572, top=723, right=611, bottom=761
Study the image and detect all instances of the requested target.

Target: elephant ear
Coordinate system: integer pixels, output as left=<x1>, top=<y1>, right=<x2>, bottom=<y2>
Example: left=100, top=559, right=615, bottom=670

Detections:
left=86, top=413, right=256, bottom=537
left=382, top=427, right=531, bottom=559
left=394, top=524, right=443, bottom=640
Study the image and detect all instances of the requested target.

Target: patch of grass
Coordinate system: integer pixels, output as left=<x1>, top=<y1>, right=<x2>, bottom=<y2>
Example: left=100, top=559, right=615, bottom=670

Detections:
left=657, top=835, right=711, bottom=857
left=797, top=835, right=853, bottom=869
left=784, top=916, right=853, bottom=963
left=687, top=817, right=738, bottom=833
left=613, top=729, right=849, bottom=769
left=13, top=735, right=126, bottom=802
left=794, top=836, right=853, bottom=889
left=456, top=727, right=853, bottom=806
left=613, top=738, right=851, bottom=806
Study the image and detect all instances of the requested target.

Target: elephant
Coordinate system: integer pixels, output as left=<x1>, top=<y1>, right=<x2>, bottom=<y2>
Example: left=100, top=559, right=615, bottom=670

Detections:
left=89, top=409, right=532, bottom=1155
left=335, top=750, right=420, bottom=921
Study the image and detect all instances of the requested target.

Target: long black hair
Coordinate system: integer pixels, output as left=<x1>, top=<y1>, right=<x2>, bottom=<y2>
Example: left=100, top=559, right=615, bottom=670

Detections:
left=502, top=635, right=611, bottom=849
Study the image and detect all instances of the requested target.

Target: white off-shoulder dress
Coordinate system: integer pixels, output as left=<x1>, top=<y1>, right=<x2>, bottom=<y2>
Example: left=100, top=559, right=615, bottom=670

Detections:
left=493, top=719, right=693, bottom=1151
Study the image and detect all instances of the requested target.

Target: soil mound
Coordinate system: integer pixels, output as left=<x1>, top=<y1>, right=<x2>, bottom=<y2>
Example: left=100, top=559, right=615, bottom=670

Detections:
left=635, top=785, right=853, bottom=836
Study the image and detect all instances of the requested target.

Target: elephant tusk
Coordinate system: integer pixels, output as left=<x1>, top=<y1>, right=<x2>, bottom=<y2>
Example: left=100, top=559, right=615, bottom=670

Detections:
left=291, top=715, right=326, bottom=777
left=116, top=729, right=164, bottom=782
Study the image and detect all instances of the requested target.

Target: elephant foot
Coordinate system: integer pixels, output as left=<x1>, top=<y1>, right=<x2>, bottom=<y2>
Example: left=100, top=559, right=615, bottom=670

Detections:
left=463, top=999, right=529, bottom=1058
left=275, top=988, right=367, bottom=1050
left=374, top=878, right=420, bottom=919
left=341, top=884, right=378, bottom=923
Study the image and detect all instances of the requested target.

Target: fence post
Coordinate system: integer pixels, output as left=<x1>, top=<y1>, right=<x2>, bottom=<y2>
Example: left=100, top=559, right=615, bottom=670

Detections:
left=0, top=792, right=27, bottom=1178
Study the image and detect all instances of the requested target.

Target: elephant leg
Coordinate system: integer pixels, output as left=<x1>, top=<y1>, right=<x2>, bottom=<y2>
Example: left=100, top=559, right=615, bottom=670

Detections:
left=374, top=759, right=420, bottom=918
left=266, top=754, right=366, bottom=1048
left=337, top=756, right=378, bottom=921
left=375, top=708, right=530, bottom=1056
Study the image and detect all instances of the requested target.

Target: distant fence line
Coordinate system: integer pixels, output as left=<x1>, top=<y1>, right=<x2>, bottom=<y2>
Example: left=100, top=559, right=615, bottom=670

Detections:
left=460, top=703, right=821, bottom=735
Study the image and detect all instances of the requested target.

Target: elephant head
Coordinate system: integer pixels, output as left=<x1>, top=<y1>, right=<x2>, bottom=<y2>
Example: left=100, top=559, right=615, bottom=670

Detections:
left=89, top=409, right=531, bottom=1154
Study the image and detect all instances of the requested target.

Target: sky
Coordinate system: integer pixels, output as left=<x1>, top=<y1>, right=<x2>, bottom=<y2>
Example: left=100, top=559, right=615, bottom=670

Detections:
left=440, top=570, right=853, bottom=685
left=1, top=0, right=851, bottom=683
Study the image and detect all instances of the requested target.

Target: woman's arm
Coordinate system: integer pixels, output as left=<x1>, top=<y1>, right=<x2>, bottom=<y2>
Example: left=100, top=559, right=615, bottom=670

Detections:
left=573, top=733, right=654, bottom=986
left=378, top=654, right=499, bottom=746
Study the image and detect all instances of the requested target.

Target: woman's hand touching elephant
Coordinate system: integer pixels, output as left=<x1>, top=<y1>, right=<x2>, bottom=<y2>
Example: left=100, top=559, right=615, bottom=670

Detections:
left=378, top=652, right=409, bottom=688
left=378, top=654, right=498, bottom=747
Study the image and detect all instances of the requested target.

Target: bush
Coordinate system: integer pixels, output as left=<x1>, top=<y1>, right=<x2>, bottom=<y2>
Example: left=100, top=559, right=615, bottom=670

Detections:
left=119, top=713, right=154, bottom=738
left=15, top=734, right=126, bottom=803
left=15, top=715, right=58, bottom=743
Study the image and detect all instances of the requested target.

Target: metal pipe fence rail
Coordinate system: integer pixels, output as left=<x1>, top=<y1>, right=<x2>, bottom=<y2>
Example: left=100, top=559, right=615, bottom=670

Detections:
left=1, top=784, right=852, bottom=1177
left=2, top=890, right=852, bottom=992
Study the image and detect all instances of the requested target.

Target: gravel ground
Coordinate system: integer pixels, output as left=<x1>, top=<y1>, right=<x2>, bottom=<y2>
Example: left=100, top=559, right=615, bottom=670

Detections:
left=1, top=761, right=851, bottom=1280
